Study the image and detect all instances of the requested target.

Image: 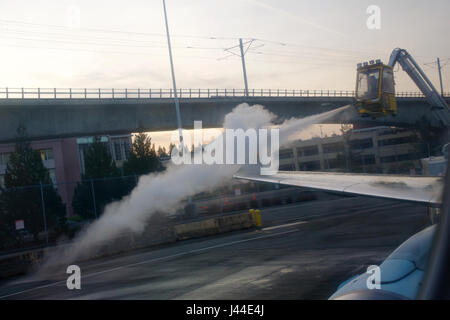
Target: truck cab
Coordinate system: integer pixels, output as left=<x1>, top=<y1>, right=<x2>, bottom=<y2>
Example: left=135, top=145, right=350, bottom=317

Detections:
left=355, top=60, right=397, bottom=118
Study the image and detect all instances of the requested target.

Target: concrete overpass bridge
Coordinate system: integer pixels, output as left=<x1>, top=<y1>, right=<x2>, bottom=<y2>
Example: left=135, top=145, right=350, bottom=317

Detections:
left=0, top=88, right=449, bottom=143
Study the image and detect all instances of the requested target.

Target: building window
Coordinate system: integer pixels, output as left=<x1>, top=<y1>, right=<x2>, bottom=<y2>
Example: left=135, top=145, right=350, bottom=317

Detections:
left=124, top=141, right=131, bottom=158
left=382, top=68, right=395, bottom=94
left=350, top=138, right=373, bottom=150
left=299, top=146, right=319, bottom=157
left=40, top=149, right=54, bottom=161
left=323, top=142, right=344, bottom=154
left=353, top=154, right=376, bottom=166
left=279, top=149, right=294, bottom=160
left=110, top=137, right=132, bottom=162
left=380, top=155, right=397, bottom=163
left=279, top=164, right=295, bottom=171
left=77, top=137, right=111, bottom=175
left=114, top=142, right=123, bottom=161
left=364, top=155, right=376, bottom=165
left=0, top=153, right=11, bottom=166
left=378, top=135, right=418, bottom=147
left=327, top=156, right=348, bottom=169
left=397, top=153, right=420, bottom=162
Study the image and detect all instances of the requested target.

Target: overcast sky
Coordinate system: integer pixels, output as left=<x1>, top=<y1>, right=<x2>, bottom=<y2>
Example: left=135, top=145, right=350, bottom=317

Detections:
left=0, top=0, right=449, bottom=92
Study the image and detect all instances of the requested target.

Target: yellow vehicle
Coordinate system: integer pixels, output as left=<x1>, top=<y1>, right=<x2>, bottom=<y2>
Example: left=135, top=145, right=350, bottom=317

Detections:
left=354, top=48, right=449, bottom=125
left=355, top=60, right=397, bottom=118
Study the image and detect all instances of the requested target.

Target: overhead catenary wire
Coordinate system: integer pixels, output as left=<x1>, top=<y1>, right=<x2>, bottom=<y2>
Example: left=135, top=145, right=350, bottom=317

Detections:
left=0, top=18, right=241, bottom=41
left=0, top=28, right=231, bottom=50
left=2, top=18, right=450, bottom=62
left=1, top=18, right=448, bottom=91
left=0, top=36, right=373, bottom=66
left=0, top=18, right=418, bottom=60
left=0, top=42, right=228, bottom=59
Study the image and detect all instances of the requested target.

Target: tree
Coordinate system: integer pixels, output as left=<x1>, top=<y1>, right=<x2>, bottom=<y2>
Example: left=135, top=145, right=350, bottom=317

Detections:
left=168, top=143, right=175, bottom=157
left=0, top=126, right=66, bottom=244
left=123, top=132, right=165, bottom=176
left=72, top=137, right=123, bottom=220
left=157, top=146, right=168, bottom=158
left=84, top=137, right=120, bottom=179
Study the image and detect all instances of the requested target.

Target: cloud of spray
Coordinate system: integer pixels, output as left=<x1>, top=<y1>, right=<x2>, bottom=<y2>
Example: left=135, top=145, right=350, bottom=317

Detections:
left=279, top=104, right=355, bottom=145
left=40, top=103, right=352, bottom=269
left=41, top=103, right=276, bottom=268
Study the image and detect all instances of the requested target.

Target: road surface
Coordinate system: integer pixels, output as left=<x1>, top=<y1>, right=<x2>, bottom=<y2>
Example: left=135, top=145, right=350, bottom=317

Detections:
left=0, top=195, right=429, bottom=300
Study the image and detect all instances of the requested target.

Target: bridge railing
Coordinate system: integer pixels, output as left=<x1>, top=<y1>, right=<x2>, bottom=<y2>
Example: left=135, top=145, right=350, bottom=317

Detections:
left=0, top=88, right=447, bottom=99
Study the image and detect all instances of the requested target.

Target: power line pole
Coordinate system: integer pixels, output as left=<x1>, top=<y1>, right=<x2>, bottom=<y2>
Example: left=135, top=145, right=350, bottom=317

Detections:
left=437, top=57, right=444, bottom=97
left=162, top=0, right=184, bottom=149
left=239, top=38, right=249, bottom=97
left=222, top=39, right=258, bottom=97
left=39, top=182, right=49, bottom=246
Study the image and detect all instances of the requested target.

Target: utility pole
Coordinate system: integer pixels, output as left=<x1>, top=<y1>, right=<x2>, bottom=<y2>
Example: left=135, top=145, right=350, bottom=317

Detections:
left=221, top=39, right=260, bottom=97
left=162, top=0, right=184, bottom=149
left=90, top=179, right=98, bottom=219
left=437, top=57, right=444, bottom=97
left=39, top=182, right=49, bottom=246
left=239, top=38, right=249, bottom=97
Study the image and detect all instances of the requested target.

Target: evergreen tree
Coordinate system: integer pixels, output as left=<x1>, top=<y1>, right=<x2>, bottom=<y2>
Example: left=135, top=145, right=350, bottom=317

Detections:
left=123, top=132, right=165, bottom=176
left=72, top=137, right=123, bottom=220
left=0, top=126, right=66, bottom=244
left=157, top=146, right=168, bottom=158
left=84, top=137, right=120, bottom=179
left=168, top=143, right=175, bottom=157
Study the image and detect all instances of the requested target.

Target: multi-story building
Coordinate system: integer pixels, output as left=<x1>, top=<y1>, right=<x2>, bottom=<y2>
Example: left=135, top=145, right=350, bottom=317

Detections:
left=279, top=126, right=424, bottom=174
left=0, top=134, right=132, bottom=216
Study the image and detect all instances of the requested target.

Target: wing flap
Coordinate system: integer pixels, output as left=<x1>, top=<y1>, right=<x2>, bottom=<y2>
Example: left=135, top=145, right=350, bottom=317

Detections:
left=234, top=169, right=444, bottom=205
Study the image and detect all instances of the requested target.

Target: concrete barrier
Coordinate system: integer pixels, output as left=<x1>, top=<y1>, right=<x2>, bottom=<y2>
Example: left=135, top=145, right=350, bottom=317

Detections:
left=174, top=212, right=253, bottom=240
left=79, top=226, right=177, bottom=261
left=0, top=249, right=44, bottom=279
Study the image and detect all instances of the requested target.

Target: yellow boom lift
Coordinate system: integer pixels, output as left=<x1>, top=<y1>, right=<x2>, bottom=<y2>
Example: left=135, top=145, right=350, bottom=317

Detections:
left=354, top=48, right=450, bottom=127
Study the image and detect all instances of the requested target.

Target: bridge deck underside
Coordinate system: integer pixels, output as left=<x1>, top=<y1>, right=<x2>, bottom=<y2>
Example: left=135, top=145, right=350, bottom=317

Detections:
left=0, top=97, right=447, bottom=143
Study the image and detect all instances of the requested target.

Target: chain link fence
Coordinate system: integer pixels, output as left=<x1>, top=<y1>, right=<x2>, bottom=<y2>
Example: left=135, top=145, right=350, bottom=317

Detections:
left=0, top=175, right=137, bottom=253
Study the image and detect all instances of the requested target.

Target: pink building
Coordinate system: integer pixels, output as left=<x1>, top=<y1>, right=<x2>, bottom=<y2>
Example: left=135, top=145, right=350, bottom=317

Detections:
left=0, top=135, right=132, bottom=216
left=0, top=138, right=81, bottom=216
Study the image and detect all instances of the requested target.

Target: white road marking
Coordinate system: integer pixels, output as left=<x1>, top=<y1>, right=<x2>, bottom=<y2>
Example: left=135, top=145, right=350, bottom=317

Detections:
left=0, top=229, right=298, bottom=299
left=262, top=221, right=307, bottom=231
left=256, top=197, right=357, bottom=214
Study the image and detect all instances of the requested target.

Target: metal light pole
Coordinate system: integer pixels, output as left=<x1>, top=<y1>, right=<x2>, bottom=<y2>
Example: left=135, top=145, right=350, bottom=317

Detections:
left=39, top=182, right=49, bottom=246
left=162, top=0, right=184, bottom=149
left=90, top=179, right=98, bottom=219
left=239, top=38, right=249, bottom=97
left=437, top=57, right=444, bottom=97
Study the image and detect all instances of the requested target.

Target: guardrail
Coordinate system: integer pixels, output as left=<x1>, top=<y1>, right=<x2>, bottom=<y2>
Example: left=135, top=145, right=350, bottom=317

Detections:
left=0, top=88, right=448, bottom=100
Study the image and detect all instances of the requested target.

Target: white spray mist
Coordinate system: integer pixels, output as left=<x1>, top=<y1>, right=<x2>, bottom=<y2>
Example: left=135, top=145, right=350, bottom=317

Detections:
left=40, top=102, right=351, bottom=269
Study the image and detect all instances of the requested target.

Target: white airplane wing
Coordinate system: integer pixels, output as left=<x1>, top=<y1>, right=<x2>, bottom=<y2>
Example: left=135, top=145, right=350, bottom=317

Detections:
left=234, top=167, right=444, bottom=205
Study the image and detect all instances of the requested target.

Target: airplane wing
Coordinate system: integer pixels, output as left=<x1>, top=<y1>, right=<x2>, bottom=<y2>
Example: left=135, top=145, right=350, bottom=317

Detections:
left=234, top=167, right=444, bottom=205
